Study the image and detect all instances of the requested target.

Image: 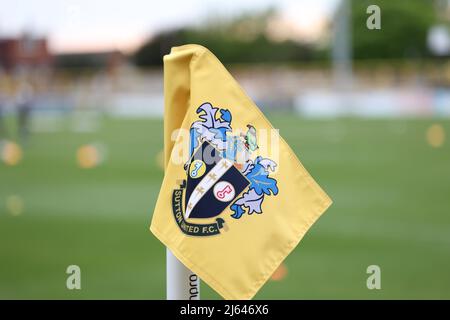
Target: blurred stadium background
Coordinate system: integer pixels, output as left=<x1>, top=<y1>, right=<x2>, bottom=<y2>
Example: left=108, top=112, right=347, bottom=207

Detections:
left=1, top=0, right=450, bottom=299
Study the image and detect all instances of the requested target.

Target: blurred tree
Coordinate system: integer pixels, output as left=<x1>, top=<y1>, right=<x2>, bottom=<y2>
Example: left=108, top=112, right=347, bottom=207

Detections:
left=351, top=0, right=438, bottom=59
left=134, top=9, right=316, bottom=66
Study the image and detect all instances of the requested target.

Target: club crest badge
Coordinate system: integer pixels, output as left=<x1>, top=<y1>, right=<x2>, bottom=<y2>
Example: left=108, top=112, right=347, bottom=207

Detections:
left=172, top=102, right=279, bottom=236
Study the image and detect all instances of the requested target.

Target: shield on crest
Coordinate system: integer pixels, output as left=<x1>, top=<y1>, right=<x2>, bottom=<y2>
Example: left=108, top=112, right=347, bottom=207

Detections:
left=184, top=141, right=250, bottom=219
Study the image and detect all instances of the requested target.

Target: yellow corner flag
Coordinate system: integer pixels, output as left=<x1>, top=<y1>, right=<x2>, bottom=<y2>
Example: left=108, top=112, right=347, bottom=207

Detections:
left=150, top=44, right=332, bottom=300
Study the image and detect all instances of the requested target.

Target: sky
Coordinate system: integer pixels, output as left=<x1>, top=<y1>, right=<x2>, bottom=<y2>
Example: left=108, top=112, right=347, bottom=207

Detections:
left=0, top=0, right=339, bottom=53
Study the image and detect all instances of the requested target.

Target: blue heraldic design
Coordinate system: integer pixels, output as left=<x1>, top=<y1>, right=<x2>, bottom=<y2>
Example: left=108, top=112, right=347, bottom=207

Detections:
left=187, top=102, right=279, bottom=220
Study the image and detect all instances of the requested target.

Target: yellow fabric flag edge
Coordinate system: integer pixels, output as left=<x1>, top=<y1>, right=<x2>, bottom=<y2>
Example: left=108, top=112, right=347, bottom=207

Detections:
left=150, top=44, right=333, bottom=300
left=151, top=198, right=332, bottom=300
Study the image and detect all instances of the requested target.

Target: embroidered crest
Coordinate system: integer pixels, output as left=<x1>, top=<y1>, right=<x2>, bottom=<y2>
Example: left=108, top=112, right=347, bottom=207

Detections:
left=172, top=102, right=278, bottom=236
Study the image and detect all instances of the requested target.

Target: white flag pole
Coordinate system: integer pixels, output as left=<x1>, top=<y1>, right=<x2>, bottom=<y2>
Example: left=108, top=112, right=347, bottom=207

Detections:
left=166, top=248, right=200, bottom=300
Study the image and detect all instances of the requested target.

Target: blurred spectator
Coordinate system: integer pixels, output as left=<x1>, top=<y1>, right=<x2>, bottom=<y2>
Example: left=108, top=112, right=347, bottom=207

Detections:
left=15, top=79, right=35, bottom=141
left=0, top=93, right=4, bottom=137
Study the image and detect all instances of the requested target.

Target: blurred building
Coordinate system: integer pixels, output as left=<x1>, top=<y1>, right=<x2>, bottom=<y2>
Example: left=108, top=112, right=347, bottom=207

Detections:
left=0, top=34, right=124, bottom=75
left=0, top=34, right=52, bottom=72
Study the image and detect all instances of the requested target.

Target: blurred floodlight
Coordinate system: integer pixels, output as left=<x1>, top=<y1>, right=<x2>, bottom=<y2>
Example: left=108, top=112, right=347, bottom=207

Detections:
left=270, top=263, right=288, bottom=281
left=1, top=140, right=23, bottom=166
left=426, top=124, right=445, bottom=148
left=6, top=195, right=24, bottom=216
left=428, top=25, right=450, bottom=56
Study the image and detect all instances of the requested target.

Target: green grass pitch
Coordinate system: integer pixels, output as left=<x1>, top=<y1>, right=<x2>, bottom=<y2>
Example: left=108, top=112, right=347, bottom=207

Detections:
left=1, top=115, right=449, bottom=299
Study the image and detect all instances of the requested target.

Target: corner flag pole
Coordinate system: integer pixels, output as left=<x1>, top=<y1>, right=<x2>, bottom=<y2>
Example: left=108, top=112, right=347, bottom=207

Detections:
left=166, top=248, right=200, bottom=300
left=163, top=50, right=200, bottom=300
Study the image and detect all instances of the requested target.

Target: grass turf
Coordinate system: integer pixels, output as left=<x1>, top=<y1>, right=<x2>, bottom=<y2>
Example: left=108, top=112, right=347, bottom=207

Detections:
left=1, top=115, right=449, bottom=299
